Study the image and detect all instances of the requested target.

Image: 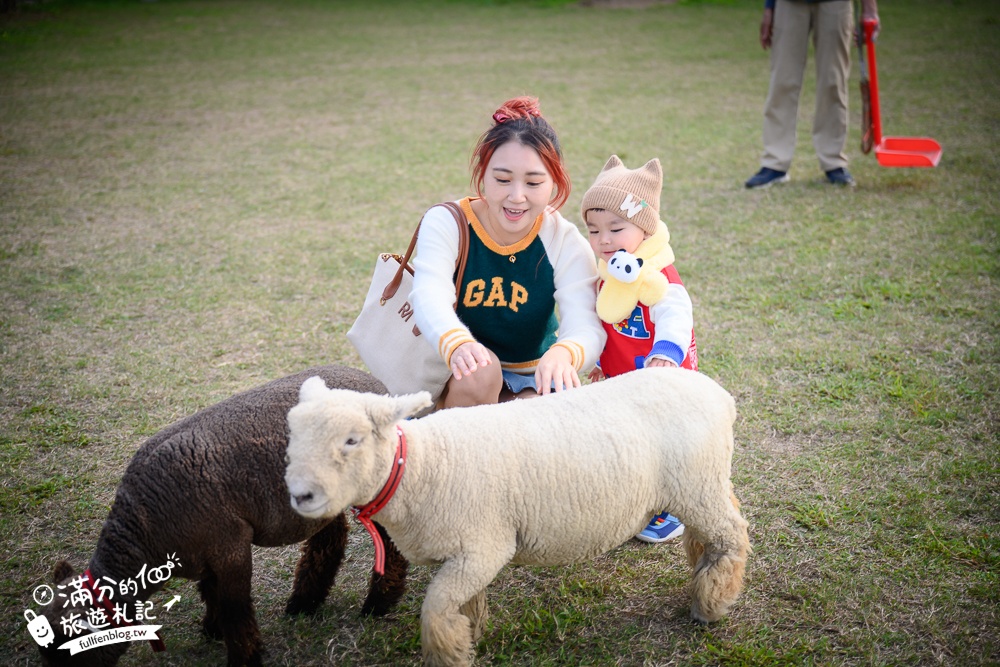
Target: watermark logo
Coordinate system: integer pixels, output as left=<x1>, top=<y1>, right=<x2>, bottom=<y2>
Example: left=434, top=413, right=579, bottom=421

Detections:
left=33, top=584, right=54, bottom=606
left=24, top=610, right=55, bottom=647
left=23, top=554, right=182, bottom=655
left=59, top=625, right=164, bottom=656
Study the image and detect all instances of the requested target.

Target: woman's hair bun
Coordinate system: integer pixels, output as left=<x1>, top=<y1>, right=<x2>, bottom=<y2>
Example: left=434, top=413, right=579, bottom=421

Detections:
left=492, top=96, right=542, bottom=125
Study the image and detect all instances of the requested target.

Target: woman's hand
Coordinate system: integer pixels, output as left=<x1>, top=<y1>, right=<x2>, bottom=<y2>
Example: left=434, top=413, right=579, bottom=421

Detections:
left=450, top=341, right=493, bottom=380
left=535, top=346, right=581, bottom=395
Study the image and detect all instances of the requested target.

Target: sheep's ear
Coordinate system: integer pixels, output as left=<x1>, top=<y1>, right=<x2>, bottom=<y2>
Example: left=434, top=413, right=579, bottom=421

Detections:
left=299, top=376, right=330, bottom=403
left=367, top=392, right=433, bottom=429
left=395, top=392, right=433, bottom=418
left=53, top=560, right=74, bottom=582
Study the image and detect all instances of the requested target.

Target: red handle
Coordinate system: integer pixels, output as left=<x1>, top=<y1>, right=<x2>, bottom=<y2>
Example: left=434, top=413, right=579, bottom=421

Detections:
left=863, top=19, right=883, bottom=146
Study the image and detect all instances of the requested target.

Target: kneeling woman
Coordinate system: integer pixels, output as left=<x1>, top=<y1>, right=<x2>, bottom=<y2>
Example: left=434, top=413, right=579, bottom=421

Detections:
left=410, top=97, right=604, bottom=408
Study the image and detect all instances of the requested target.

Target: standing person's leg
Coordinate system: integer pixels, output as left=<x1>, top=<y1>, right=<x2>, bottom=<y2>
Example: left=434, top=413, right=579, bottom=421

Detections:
left=761, top=0, right=813, bottom=173
left=813, top=0, right=853, bottom=176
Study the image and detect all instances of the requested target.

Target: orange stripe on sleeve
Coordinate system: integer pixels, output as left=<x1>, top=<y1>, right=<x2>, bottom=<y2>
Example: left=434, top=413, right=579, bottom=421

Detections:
left=439, top=329, right=476, bottom=366
left=553, top=341, right=585, bottom=370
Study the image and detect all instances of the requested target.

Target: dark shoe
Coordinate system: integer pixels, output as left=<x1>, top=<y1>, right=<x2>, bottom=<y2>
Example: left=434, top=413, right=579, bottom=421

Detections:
left=825, top=167, right=856, bottom=187
left=745, top=167, right=789, bottom=189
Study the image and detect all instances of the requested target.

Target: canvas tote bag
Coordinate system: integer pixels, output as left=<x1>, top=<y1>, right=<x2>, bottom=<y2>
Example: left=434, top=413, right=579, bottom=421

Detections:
left=347, top=202, right=469, bottom=400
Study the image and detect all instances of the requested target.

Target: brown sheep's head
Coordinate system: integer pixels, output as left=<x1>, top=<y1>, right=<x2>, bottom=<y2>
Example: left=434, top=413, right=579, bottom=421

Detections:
left=36, top=561, right=131, bottom=667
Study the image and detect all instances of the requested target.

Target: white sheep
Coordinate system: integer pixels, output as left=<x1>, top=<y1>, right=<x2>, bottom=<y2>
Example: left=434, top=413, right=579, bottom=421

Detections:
left=285, top=367, right=750, bottom=667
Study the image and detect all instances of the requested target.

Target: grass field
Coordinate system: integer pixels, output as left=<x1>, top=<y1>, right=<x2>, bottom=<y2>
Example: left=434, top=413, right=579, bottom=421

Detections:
left=1, top=0, right=997, bottom=665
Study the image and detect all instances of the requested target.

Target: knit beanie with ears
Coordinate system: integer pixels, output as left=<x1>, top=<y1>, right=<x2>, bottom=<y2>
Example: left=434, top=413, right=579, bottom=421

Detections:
left=581, top=155, right=663, bottom=236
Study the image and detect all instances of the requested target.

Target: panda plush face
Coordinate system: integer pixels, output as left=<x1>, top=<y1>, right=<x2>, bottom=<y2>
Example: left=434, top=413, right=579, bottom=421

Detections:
left=607, top=249, right=643, bottom=284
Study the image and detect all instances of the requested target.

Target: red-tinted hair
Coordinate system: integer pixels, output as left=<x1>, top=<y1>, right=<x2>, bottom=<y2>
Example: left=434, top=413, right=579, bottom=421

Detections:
left=470, top=96, right=571, bottom=210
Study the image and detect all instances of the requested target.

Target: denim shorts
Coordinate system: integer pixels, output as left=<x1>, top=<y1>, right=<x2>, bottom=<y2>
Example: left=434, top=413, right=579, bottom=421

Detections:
left=501, top=370, right=538, bottom=394
left=501, top=369, right=570, bottom=394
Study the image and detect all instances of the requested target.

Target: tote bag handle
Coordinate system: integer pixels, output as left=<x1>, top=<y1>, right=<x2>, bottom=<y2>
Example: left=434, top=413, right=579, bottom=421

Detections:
left=381, top=201, right=470, bottom=306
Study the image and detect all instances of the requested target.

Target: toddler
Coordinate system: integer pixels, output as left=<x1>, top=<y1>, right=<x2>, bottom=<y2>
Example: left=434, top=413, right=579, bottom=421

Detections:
left=581, top=155, right=698, bottom=543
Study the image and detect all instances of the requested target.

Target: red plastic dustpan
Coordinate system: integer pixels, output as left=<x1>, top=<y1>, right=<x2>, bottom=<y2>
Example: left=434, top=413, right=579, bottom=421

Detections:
left=862, top=19, right=942, bottom=168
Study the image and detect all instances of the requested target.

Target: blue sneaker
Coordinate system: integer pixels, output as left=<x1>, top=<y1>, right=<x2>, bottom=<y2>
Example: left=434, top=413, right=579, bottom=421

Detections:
left=825, top=167, right=856, bottom=187
left=745, top=167, right=789, bottom=189
left=636, top=512, right=684, bottom=544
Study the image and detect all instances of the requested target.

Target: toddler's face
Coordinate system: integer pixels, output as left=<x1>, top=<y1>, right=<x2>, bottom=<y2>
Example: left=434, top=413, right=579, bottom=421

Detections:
left=585, top=209, right=647, bottom=262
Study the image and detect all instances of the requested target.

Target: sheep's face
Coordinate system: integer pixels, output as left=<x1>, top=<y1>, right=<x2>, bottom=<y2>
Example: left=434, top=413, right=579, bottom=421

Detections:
left=285, top=376, right=431, bottom=519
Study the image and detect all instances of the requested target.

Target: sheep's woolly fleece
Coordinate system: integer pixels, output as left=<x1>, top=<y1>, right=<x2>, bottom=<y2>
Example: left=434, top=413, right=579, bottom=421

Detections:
left=286, top=367, right=750, bottom=667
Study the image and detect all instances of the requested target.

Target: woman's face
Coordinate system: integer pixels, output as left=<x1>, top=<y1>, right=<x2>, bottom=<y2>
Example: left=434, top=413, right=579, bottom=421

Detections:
left=479, top=141, right=554, bottom=245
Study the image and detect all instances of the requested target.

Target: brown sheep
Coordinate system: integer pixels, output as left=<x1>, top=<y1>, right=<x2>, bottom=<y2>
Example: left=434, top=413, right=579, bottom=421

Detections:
left=37, top=365, right=409, bottom=667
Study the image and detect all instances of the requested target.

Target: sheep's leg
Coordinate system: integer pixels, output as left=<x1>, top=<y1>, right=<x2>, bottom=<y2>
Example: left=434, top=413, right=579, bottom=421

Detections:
left=683, top=491, right=742, bottom=569
left=458, top=589, right=488, bottom=642
left=421, top=551, right=509, bottom=667
left=361, top=521, right=409, bottom=616
left=286, top=514, right=349, bottom=615
left=211, top=532, right=264, bottom=667
left=198, top=570, right=224, bottom=640
left=684, top=490, right=750, bottom=624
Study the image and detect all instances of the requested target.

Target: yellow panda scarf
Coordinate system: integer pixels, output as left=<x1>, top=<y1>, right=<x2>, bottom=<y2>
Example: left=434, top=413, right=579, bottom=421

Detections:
left=596, top=221, right=675, bottom=324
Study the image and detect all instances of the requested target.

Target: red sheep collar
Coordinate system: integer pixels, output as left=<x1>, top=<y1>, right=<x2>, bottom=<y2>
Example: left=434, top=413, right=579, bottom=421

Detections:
left=352, top=426, right=407, bottom=576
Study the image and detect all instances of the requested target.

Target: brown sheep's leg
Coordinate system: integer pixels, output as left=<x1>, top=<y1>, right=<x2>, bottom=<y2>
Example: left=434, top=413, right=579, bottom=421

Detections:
left=211, top=536, right=264, bottom=667
left=285, top=514, right=349, bottom=615
left=198, top=570, right=224, bottom=640
left=361, top=521, right=410, bottom=616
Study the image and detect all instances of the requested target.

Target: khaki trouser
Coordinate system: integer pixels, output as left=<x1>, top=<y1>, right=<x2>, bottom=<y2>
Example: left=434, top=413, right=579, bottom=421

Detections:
left=761, top=0, right=853, bottom=173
